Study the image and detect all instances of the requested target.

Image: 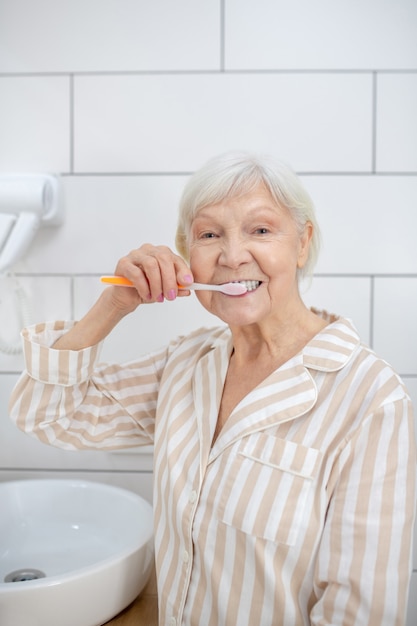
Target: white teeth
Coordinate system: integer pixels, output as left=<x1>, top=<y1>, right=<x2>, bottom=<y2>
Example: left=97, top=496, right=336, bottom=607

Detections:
left=236, top=280, right=261, bottom=292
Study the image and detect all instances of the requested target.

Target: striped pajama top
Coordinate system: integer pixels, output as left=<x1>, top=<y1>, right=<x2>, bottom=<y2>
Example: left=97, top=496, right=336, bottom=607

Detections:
left=8, top=315, right=416, bottom=626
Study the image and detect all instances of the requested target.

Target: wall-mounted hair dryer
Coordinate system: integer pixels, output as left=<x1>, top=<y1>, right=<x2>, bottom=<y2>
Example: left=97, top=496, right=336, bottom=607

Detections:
left=0, top=173, right=63, bottom=274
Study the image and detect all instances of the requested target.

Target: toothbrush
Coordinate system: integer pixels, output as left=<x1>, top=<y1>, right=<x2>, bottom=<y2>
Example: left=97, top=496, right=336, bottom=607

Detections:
left=100, top=275, right=247, bottom=296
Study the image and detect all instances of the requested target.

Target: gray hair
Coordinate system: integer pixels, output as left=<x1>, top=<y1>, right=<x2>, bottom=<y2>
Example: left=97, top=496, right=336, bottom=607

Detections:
left=175, top=151, right=321, bottom=280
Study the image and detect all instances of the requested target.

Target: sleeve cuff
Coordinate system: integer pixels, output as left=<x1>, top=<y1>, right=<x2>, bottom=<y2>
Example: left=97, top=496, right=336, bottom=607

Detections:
left=21, top=321, right=103, bottom=386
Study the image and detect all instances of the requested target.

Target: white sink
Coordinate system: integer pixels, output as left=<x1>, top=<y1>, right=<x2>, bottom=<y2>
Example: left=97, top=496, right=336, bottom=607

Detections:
left=0, top=479, right=154, bottom=626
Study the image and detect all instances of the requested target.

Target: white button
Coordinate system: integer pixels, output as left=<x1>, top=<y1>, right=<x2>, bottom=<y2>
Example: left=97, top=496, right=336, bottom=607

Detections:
left=189, top=490, right=197, bottom=503
left=182, top=549, right=189, bottom=564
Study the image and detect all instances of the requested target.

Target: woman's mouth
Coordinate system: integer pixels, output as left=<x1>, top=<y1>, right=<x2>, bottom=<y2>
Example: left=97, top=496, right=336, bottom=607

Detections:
left=232, top=280, right=262, bottom=292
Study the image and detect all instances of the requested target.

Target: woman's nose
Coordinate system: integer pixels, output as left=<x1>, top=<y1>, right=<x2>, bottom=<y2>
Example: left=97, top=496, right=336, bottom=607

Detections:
left=218, top=236, right=251, bottom=267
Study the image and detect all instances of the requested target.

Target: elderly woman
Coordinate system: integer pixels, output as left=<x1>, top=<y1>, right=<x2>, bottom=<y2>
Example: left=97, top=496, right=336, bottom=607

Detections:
left=9, top=152, right=416, bottom=626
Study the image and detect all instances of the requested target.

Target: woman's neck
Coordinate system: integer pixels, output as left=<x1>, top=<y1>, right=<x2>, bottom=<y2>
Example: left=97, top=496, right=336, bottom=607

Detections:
left=229, top=306, right=328, bottom=367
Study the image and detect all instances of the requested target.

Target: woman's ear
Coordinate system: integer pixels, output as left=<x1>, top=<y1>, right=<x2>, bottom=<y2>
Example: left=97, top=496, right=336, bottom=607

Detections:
left=297, top=221, right=313, bottom=269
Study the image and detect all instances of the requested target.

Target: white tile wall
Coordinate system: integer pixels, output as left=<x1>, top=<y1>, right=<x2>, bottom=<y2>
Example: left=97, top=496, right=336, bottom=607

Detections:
left=373, top=277, right=417, bottom=373
left=225, top=0, right=417, bottom=70
left=0, top=0, right=220, bottom=73
left=74, top=73, right=373, bottom=173
left=376, top=73, right=417, bottom=172
left=0, top=77, right=70, bottom=172
left=25, top=175, right=188, bottom=274
left=301, top=175, right=417, bottom=274
left=0, top=275, right=72, bottom=372
left=0, top=1, right=416, bottom=621
left=301, top=276, right=371, bottom=345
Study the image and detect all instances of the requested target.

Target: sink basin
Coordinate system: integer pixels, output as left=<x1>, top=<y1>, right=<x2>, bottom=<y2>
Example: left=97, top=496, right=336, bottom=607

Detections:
left=0, top=479, right=154, bottom=626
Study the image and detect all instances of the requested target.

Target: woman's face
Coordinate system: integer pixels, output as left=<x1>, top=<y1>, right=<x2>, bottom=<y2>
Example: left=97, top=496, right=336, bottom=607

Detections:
left=188, top=183, right=312, bottom=328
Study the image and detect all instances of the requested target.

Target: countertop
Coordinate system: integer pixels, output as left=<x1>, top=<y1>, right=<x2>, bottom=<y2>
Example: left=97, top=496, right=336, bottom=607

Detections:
left=104, top=564, right=158, bottom=626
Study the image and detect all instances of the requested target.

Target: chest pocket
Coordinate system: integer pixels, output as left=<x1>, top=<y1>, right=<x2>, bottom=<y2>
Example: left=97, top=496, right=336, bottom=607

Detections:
left=216, top=434, right=322, bottom=545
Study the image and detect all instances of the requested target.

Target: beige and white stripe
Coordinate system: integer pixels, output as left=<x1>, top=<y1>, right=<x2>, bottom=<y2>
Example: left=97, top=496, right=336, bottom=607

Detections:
left=9, top=316, right=416, bottom=625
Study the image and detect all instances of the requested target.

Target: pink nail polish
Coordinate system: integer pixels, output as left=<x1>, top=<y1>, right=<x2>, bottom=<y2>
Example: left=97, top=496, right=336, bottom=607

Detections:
left=168, top=289, right=176, bottom=300
left=183, top=275, right=193, bottom=283
left=156, top=293, right=164, bottom=303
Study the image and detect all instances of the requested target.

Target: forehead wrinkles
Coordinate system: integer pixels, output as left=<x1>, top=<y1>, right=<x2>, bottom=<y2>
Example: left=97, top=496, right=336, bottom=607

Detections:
left=192, top=200, right=289, bottom=228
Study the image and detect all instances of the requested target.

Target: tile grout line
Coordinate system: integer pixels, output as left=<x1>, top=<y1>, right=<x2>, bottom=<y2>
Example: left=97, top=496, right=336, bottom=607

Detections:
left=60, top=171, right=417, bottom=178
left=69, top=74, right=75, bottom=174
left=372, top=72, right=377, bottom=173
left=1, top=68, right=416, bottom=78
left=220, top=0, right=225, bottom=71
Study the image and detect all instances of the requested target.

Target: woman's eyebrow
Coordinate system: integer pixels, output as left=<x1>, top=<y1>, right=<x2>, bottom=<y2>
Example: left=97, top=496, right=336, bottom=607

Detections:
left=194, top=204, right=280, bottom=220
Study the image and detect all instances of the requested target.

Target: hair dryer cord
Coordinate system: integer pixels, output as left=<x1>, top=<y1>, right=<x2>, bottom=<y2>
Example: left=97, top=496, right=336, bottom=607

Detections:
left=0, top=275, right=32, bottom=355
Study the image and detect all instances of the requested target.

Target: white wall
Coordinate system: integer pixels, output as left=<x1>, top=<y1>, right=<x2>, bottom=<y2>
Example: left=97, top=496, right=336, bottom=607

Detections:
left=0, top=1, right=416, bottom=621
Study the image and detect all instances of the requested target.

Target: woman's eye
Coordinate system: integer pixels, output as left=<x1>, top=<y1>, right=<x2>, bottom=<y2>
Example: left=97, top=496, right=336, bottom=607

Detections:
left=254, top=227, right=269, bottom=235
left=201, top=232, right=217, bottom=239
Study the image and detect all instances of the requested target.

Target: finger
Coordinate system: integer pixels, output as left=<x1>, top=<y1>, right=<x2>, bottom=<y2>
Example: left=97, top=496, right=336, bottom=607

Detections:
left=173, top=257, right=194, bottom=291
left=155, top=247, right=183, bottom=300
left=115, top=245, right=193, bottom=303
left=140, top=245, right=192, bottom=301
left=115, top=253, right=155, bottom=301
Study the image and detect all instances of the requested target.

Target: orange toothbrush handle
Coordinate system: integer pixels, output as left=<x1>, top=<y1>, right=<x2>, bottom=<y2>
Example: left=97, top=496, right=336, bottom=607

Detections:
left=101, top=276, right=191, bottom=290
left=100, top=275, right=134, bottom=286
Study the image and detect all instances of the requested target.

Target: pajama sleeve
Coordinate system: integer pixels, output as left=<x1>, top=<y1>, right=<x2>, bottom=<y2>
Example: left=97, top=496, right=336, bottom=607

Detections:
left=8, top=320, right=172, bottom=451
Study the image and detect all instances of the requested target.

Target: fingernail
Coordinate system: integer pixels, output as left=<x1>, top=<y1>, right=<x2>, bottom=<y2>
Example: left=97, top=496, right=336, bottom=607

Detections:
left=168, top=289, right=176, bottom=301
left=156, top=293, right=164, bottom=303
left=183, top=275, right=193, bottom=284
